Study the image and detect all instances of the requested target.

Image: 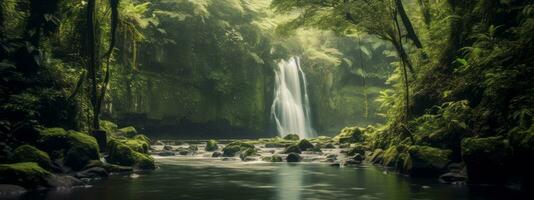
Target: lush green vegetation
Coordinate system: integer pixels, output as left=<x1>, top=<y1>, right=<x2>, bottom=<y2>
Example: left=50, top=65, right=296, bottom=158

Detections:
left=0, top=0, right=533, bottom=195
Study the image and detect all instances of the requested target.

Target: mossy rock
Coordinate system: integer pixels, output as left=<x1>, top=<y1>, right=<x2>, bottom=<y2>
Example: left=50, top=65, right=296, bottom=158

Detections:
left=205, top=140, right=219, bottom=151
left=283, top=134, right=300, bottom=141
left=283, top=145, right=302, bottom=154
left=461, top=136, right=507, bottom=183
left=334, top=127, right=364, bottom=144
left=100, top=120, right=118, bottom=135
left=403, top=145, right=452, bottom=177
left=308, top=136, right=333, bottom=145
left=222, top=141, right=255, bottom=157
left=38, top=128, right=99, bottom=170
left=133, top=134, right=151, bottom=146
left=0, top=162, right=51, bottom=189
left=106, top=139, right=155, bottom=170
left=124, top=138, right=150, bottom=154
left=297, top=139, right=314, bottom=151
left=286, top=153, right=301, bottom=162
left=13, top=145, right=53, bottom=170
left=118, top=126, right=138, bottom=138
left=347, top=145, right=366, bottom=156
left=239, top=148, right=257, bottom=161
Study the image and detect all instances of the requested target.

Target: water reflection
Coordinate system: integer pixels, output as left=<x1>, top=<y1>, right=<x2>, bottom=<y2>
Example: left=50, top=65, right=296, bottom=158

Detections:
left=277, top=164, right=303, bottom=200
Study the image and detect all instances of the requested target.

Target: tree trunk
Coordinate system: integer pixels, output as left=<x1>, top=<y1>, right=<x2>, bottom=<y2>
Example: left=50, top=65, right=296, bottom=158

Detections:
left=393, top=6, right=411, bottom=121
left=396, top=0, right=423, bottom=49
left=357, top=36, right=369, bottom=120
left=86, top=0, right=99, bottom=130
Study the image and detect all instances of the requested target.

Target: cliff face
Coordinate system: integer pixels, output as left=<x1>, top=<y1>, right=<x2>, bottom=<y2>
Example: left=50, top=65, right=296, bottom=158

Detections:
left=104, top=0, right=392, bottom=138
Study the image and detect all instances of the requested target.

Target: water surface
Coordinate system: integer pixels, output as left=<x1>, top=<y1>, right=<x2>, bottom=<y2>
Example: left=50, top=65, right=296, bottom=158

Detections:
left=13, top=157, right=525, bottom=200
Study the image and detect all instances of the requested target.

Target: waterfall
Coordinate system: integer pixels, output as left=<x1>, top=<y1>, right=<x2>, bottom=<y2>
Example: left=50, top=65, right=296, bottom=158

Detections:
left=271, top=56, right=315, bottom=139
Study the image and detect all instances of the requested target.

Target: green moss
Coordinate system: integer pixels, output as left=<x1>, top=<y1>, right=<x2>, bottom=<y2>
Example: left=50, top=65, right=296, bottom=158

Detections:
left=205, top=140, right=219, bottom=151
left=239, top=148, right=257, bottom=160
left=283, top=134, right=300, bottom=141
left=38, top=128, right=99, bottom=170
left=124, top=138, right=150, bottom=154
left=404, top=145, right=452, bottom=176
left=100, top=120, right=118, bottom=135
left=106, top=138, right=155, bottom=170
left=118, top=126, right=138, bottom=137
left=334, top=127, right=364, bottom=144
left=283, top=145, right=301, bottom=154
left=13, top=145, right=53, bottom=170
left=297, top=139, right=314, bottom=151
left=222, top=141, right=255, bottom=157
left=0, top=162, right=51, bottom=189
left=308, top=136, right=333, bottom=144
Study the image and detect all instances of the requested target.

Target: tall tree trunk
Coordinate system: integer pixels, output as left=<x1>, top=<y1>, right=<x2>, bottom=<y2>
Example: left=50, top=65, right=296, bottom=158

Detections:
left=86, top=0, right=99, bottom=130
left=357, top=36, right=369, bottom=120
left=97, top=0, right=120, bottom=120
left=393, top=5, right=410, bottom=121
left=395, top=0, right=423, bottom=49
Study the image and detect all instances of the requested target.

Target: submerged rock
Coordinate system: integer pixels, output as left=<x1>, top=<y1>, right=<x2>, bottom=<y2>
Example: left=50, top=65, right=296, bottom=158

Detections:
left=262, top=155, right=283, bottom=162
left=439, top=172, right=467, bottom=184
left=211, top=151, right=222, bottom=157
left=205, top=140, right=219, bottom=151
left=158, top=151, right=175, bottom=156
left=74, top=167, right=108, bottom=179
left=163, top=145, right=173, bottom=151
left=286, top=153, right=302, bottom=162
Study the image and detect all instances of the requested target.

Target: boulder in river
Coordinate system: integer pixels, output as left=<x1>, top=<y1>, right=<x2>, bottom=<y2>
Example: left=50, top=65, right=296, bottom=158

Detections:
left=283, top=134, right=300, bottom=141
left=212, top=151, right=222, bottom=157
left=297, top=139, right=314, bottom=151
left=74, top=167, right=108, bottom=179
left=163, top=145, right=173, bottom=151
left=283, top=145, right=302, bottom=154
left=286, top=153, right=302, bottom=162
left=106, top=138, right=155, bottom=170
left=222, top=141, right=255, bottom=157
left=205, top=140, right=219, bottom=151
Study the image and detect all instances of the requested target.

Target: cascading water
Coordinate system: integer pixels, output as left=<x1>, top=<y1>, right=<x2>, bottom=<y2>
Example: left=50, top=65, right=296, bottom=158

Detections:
left=271, top=56, right=315, bottom=138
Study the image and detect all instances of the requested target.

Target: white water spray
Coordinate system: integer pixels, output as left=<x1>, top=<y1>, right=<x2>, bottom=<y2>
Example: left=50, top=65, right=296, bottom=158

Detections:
left=271, top=57, right=315, bottom=138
